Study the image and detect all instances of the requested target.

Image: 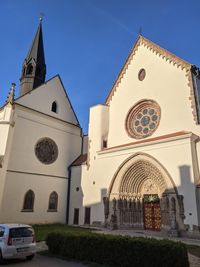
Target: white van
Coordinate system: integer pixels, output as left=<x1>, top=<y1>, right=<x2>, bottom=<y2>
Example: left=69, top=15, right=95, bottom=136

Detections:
left=0, top=224, right=36, bottom=261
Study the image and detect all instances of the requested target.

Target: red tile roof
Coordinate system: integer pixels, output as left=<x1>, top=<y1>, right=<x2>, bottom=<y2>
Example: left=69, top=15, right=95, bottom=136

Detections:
left=71, top=154, right=87, bottom=166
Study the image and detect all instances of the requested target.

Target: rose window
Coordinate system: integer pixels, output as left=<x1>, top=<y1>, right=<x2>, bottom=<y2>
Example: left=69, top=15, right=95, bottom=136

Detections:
left=125, top=100, right=161, bottom=139
left=35, top=138, right=58, bottom=164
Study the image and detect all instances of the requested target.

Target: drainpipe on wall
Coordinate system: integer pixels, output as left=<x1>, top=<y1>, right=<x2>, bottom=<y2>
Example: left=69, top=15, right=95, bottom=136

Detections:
left=66, top=166, right=72, bottom=224
left=66, top=129, right=84, bottom=224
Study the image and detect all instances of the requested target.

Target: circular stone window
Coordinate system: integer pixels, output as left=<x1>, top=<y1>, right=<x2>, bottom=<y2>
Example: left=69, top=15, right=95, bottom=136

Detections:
left=125, top=100, right=161, bottom=139
left=138, top=68, right=146, bottom=81
left=35, top=138, right=58, bottom=164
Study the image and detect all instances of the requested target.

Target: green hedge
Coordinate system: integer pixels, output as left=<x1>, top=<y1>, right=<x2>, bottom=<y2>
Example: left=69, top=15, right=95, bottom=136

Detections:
left=46, top=232, right=189, bottom=267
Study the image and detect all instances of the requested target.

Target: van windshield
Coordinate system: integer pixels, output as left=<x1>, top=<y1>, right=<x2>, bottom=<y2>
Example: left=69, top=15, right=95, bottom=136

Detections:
left=9, top=227, right=34, bottom=238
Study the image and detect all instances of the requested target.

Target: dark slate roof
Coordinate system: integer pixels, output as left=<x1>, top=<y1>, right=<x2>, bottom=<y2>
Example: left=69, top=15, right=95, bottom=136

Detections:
left=71, top=154, right=87, bottom=167
left=25, top=21, right=45, bottom=64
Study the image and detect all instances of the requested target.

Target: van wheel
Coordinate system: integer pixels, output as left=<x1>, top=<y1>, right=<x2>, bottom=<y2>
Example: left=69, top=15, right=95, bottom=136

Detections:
left=0, top=250, right=4, bottom=264
left=26, top=254, right=35, bottom=261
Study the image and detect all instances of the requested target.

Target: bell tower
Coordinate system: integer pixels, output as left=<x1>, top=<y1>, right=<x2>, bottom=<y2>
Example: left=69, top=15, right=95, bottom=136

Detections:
left=20, top=18, right=46, bottom=96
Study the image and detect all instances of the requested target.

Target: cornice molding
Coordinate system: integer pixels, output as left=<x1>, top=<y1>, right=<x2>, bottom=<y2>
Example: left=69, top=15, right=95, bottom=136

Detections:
left=98, top=131, right=197, bottom=155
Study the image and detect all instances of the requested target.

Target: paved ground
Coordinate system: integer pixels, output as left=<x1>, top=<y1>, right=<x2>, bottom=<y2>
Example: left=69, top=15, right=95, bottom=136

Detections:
left=3, top=251, right=199, bottom=267
left=188, top=253, right=200, bottom=267
left=0, top=254, right=90, bottom=267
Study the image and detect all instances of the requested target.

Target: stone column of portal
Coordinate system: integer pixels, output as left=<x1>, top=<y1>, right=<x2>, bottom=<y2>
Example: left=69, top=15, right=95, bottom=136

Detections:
left=140, top=198, right=144, bottom=229
left=128, top=199, right=132, bottom=226
left=110, top=198, right=118, bottom=230
left=132, top=198, right=136, bottom=228
left=117, top=198, right=123, bottom=226
left=103, top=197, right=109, bottom=228
left=136, top=197, right=142, bottom=229
left=160, top=196, right=165, bottom=228
left=115, top=198, right=120, bottom=227
left=135, top=198, right=139, bottom=228
left=161, top=194, right=168, bottom=232
left=124, top=198, right=128, bottom=225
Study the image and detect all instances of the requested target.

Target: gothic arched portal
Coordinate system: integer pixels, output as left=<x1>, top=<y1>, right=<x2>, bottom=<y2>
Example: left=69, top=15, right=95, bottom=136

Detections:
left=105, top=153, right=185, bottom=233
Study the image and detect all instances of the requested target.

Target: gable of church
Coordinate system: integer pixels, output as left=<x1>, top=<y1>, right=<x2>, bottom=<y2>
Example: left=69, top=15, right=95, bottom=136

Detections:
left=105, top=36, right=197, bottom=147
left=15, top=75, right=79, bottom=125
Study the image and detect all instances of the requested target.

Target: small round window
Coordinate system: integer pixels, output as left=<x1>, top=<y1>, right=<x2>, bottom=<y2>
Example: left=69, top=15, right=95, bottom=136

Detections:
left=35, top=138, right=58, bottom=164
left=125, top=100, right=161, bottom=139
left=138, top=68, right=146, bottom=81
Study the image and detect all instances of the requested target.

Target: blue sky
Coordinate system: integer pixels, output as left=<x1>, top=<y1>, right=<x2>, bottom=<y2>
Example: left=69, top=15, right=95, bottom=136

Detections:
left=1, top=0, right=200, bottom=133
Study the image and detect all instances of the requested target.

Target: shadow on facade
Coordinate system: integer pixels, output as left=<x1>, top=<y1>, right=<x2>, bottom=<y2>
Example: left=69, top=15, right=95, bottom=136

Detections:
left=73, top=164, right=200, bottom=238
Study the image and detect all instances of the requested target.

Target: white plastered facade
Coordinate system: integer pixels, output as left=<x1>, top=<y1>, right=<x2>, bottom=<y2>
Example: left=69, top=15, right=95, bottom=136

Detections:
left=0, top=76, right=82, bottom=224
left=69, top=37, right=200, bottom=235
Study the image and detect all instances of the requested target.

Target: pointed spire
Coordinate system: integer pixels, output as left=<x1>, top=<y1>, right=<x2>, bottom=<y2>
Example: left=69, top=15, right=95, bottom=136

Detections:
left=5, top=83, right=15, bottom=104
left=25, top=19, right=45, bottom=67
left=19, top=18, right=46, bottom=96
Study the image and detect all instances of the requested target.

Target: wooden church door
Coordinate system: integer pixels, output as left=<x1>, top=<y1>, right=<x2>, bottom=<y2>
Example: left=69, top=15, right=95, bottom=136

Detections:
left=143, top=194, right=161, bottom=231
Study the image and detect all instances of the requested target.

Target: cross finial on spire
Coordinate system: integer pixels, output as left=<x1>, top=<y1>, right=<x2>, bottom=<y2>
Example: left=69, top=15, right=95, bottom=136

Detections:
left=139, top=26, right=143, bottom=36
left=39, top=12, right=44, bottom=22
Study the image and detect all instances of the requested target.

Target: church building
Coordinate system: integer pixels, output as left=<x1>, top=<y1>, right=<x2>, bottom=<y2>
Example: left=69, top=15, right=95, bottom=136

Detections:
left=0, top=20, right=83, bottom=224
left=1, top=21, right=200, bottom=237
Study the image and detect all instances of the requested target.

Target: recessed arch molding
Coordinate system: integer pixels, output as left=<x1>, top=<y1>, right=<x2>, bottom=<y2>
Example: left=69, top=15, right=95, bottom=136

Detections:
left=104, top=153, right=185, bottom=234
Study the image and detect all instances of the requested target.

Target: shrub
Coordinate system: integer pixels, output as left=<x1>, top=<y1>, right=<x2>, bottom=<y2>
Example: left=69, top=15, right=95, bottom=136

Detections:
left=46, top=232, right=189, bottom=267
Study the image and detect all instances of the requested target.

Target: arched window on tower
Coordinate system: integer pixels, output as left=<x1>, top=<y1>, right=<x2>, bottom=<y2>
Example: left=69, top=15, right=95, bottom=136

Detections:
left=26, top=64, right=33, bottom=75
left=22, top=190, right=35, bottom=211
left=48, top=191, right=58, bottom=211
left=51, top=101, right=57, bottom=113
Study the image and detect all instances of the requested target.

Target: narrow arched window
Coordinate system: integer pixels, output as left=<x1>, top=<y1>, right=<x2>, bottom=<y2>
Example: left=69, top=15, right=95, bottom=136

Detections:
left=23, top=190, right=34, bottom=211
left=48, top=191, right=58, bottom=211
left=51, top=101, right=57, bottom=113
left=26, top=64, right=33, bottom=75
left=102, top=139, right=107, bottom=149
